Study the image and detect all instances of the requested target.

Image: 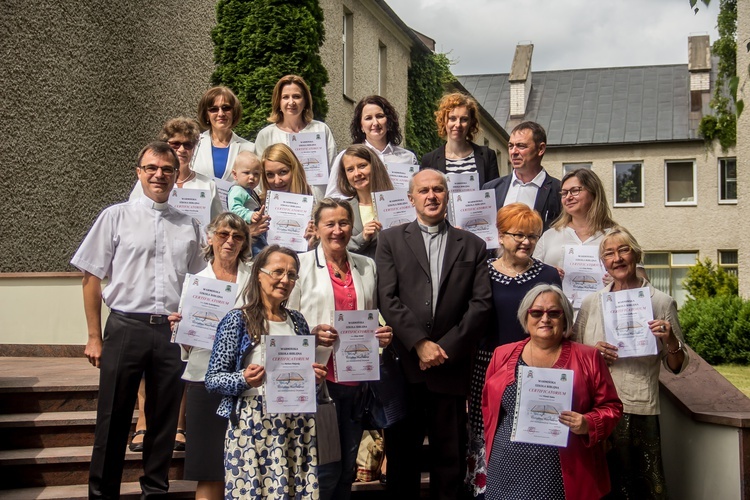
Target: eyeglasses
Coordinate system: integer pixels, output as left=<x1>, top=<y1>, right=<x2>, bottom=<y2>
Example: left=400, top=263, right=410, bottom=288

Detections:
left=560, top=186, right=585, bottom=198
left=138, top=165, right=176, bottom=176
left=260, top=268, right=299, bottom=282
left=602, top=245, right=633, bottom=261
left=527, top=309, right=564, bottom=319
left=503, top=232, right=540, bottom=243
left=214, top=231, right=246, bottom=243
left=167, top=140, right=196, bottom=151
left=208, top=105, right=232, bottom=114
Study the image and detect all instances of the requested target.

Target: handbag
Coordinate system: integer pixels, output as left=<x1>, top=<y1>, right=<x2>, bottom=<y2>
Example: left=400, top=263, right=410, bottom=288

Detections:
left=359, top=344, right=408, bottom=430
left=315, top=380, right=342, bottom=465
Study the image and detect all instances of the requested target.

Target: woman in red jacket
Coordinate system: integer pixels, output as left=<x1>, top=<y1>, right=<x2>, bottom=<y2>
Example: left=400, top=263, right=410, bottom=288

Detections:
left=482, top=284, right=622, bottom=500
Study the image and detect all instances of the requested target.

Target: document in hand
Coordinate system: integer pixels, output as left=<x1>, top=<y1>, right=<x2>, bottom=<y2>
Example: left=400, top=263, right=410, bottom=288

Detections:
left=449, top=189, right=498, bottom=249
left=288, top=132, right=330, bottom=185
left=371, top=190, right=416, bottom=229
left=173, top=273, right=238, bottom=349
left=266, top=191, right=314, bottom=252
left=601, top=287, right=658, bottom=358
left=511, top=366, right=574, bottom=447
left=168, top=188, right=212, bottom=226
left=264, top=335, right=317, bottom=414
left=331, top=310, right=380, bottom=382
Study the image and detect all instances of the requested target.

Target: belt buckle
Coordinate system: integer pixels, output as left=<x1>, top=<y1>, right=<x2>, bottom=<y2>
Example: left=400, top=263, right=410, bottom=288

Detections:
left=149, top=315, right=162, bottom=325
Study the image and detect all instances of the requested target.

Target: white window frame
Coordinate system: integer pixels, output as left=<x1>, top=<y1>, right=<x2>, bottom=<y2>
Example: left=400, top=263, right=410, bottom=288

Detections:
left=342, top=10, right=354, bottom=99
left=644, top=251, right=698, bottom=307
left=613, top=161, right=644, bottom=207
left=718, top=157, right=737, bottom=204
left=664, top=159, right=697, bottom=206
left=718, top=249, right=738, bottom=277
left=562, top=163, right=592, bottom=176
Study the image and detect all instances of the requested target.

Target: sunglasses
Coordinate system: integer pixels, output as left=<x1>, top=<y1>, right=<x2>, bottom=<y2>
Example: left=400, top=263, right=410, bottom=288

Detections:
left=167, top=140, right=196, bottom=151
left=527, top=309, right=564, bottom=319
left=214, top=231, right=246, bottom=242
left=208, top=105, right=232, bottom=114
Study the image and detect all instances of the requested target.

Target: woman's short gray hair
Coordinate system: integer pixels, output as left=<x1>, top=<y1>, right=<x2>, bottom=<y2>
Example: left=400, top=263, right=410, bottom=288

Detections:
left=516, top=284, right=574, bottom=338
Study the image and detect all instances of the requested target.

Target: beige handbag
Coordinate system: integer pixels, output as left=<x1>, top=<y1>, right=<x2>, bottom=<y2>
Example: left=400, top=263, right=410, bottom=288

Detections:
left=355, top=430, right=385, bottom=482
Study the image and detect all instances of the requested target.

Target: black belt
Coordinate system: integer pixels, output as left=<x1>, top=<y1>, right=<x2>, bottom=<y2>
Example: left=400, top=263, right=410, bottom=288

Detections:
left=111, top=310, right=170, bottom=325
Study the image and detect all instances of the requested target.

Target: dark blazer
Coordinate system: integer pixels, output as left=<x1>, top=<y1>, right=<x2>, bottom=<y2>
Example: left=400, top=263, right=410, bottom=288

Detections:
left=420, top=142, right=500, bottom=187
left=482, top=169, right=563, bottom=231
left=376, top=221, right=492, bottom=396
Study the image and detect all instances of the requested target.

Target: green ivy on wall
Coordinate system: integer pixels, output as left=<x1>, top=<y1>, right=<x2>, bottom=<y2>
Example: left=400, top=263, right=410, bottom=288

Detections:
left=404, top=49, right=455, bottom=160
left=210, top=0, right=329, bottom=140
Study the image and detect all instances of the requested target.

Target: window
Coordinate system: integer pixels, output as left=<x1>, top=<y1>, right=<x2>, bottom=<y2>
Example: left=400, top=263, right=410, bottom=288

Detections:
left=644, top=251, right=698, bottom=307
left=614, top=162, right=643, bottom=206
left=342, top=10, right=353, bottom=98
left=665, top=160, right=696, bottom=205
left=719, top=250, right=738, bottom=277
left=719, top=158, right=737, bottom=203
left=563, top=163, right=592, bottom=175
left=378, top=42, right=387, bottom=96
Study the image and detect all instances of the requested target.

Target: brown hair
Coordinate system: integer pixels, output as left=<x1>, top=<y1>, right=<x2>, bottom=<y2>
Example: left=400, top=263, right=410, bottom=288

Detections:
left=510, top=121, right=547, bottom=147
left=552, top=168, right=616, bottom=233
left=197, top=86, right=243, bottom=130
left=268, top=75, right=314, bottom=125
left=260, top=143, right=313, bottom=198
left=137, top=141, right=179, bottom=170
left=350, top=95, right=403, bottom=145
left=435, top=92, right=480, bottom=142
left=336, top=145, right=394, bottom=198
left=158, top=117, right=201, bottom=144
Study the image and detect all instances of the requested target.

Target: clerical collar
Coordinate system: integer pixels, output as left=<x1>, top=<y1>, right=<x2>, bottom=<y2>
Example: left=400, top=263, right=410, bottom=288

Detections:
left=418, top=220, right=446, bottom=234
left=137, top=193, right=170, bottom=211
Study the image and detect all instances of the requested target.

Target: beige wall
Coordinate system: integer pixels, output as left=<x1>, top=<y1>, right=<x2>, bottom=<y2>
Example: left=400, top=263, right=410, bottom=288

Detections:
left=544, top=141, right=738, bottom=263
left=737, top=0, right=750, bottom=297
left=319, top=0, right=412, bottom=151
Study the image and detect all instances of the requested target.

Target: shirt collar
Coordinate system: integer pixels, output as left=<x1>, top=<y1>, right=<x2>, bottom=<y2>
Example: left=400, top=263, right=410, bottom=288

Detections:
left=137, top=192, right=170, bottom=211
left=511, top=168, right=547, bottom=188
left=365, top=139, right=394, bottom=156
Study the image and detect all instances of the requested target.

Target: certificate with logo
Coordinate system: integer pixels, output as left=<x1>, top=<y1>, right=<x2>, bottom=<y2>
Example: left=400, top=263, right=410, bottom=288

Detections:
left=601, top=287, right=657, bottom=358
left=446, top=172, right=480, bottom=193
left=449, top=190, right=498, bottom=249
left=371, top=189, right=416, bottom=229
left=173, top=274, right=238, bottom=349
left=562, top=245, right=606, bottom=308
left=288, top=132, right=329, bottom=185
left=266, top=191, right=314, bottom=252
left=331, top=310, right=380, bottom=383
left=512, top=366, right=574, bottom=447
left=264, top=335, right=316, bottom=414
left=385, top=163, right=418, bottom=190
left=213, top=179, right=233, bottom=212
left=169, top=188, right=211, bottom=226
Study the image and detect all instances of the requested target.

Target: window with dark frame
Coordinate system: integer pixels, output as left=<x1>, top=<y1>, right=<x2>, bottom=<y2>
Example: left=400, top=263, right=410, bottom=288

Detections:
left=719, top=158, right=737, bottom=203
left=614, top=162, right=643, bottom=206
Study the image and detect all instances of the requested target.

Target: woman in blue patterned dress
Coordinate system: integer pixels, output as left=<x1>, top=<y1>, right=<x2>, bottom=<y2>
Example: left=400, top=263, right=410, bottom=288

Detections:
left=205, top=245, right=328, bottom=499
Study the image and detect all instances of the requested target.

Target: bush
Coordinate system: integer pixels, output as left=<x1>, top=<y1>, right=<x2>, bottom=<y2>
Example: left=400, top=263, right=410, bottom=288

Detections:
left=679, top=295, right=743, bottom=364
left=683, top=258, right=738, bottom=300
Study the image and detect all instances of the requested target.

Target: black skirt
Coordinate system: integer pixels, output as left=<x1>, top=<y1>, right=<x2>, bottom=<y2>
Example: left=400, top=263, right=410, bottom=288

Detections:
left=183, top=382, right=228, bottom=481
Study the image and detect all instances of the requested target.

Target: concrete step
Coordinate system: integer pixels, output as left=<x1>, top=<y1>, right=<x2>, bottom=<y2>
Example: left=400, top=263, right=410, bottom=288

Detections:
left=0, top=480, right=198, bottom=499
left=0, top=445, right=184, bottom=489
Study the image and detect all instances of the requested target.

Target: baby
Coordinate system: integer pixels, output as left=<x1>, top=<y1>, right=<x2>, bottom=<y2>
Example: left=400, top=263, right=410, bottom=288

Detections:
left=228, top=151, right=269, bottom=256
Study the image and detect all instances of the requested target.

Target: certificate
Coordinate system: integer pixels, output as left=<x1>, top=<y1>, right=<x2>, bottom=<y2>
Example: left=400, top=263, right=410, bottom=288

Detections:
left=562, top=245, right=606, bottom=308
left=601, top=287, right=657, bottom=358
left=371, top=190, right=416, bottom=229
left=213, top=179, right=233, bottom=212
left=385, top=163, right=418, bottom=190
left=449, top=190, right=498, bottom=249
left=266, top=191, right=314, bottom=252
left=331, top=310, right=380, bottom=382
left=264, top=335, right=316, bottom=414
left=446, top=172, right=480, bottom=193
left=288, top=132, right=329, bottom=185
left=512, top=366, right=574, bottom=447
left=168, top=188, right=211, bottom=226
left=173, top=274, right=238, bottom=349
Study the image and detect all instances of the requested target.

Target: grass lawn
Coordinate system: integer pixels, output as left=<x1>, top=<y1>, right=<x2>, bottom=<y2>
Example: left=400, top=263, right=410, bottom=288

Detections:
left=713, top=364, right=750, bottom=398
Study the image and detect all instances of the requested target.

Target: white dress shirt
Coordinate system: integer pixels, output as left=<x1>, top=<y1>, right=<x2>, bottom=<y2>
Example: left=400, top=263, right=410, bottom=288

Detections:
left=254, top=120, right=337, bottom=169
left=70, top=195, right=206, bottom=314
left=129, top=172, right=223, bottom=222
left=503, top=169, right=548, bottom=208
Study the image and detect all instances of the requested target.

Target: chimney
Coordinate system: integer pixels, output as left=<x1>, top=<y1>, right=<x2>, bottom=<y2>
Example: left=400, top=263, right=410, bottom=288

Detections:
left=688, top=35, right=711, bottom=115
left=509, top=43, right=533, bottom=118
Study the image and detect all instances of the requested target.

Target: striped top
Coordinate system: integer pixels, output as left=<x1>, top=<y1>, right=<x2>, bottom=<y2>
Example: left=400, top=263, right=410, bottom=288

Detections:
left=445, top=152, right=477, bottom=175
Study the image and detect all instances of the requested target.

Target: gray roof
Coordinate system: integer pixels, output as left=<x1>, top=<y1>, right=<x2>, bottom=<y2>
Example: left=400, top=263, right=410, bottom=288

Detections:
left=458, top=64, right=707, bottom=146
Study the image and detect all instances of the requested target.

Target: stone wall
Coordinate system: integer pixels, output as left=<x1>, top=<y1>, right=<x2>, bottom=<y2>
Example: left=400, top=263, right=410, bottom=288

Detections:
left=737, top=0, right=750, bottom=297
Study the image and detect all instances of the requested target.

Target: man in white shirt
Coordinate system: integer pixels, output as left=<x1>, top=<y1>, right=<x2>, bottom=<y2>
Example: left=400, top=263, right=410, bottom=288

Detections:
left=71, top=141, right=205, bottom=499
left=482, top=121, right=562, bottom=231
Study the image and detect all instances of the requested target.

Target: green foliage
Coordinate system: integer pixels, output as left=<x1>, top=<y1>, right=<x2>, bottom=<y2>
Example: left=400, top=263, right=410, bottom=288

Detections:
left=683, top=258, right=738, bottom=300
left=679, top=295, right=746, bottom=364
left=211, top=0, right=329, bottom=139
left=404, top=50, right=455, bottom=160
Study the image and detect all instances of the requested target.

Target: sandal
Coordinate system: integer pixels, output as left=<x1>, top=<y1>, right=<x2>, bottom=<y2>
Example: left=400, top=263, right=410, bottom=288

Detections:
left=174, top=428, right=186, bottom=451
left=129, top=429, right=146, bottom=452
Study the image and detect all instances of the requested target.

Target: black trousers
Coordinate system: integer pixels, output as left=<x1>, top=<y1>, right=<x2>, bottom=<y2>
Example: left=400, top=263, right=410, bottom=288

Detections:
left=88, top=313, right=185, bottom=499
left=384, top=383, right=468, bottom=500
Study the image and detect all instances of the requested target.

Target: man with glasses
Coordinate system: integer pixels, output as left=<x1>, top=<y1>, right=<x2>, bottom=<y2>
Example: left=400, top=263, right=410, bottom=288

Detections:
left=482, top=121, right=562, bottom=231
left=71, top=141, right=205, bottom=499
left=376, top=169, right=492, bottom=500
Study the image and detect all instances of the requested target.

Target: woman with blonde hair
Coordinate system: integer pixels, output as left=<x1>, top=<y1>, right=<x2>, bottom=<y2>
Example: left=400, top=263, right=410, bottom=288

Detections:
left=193, top=86, right=254, bottom=181
left=254, top=75, right=336, bottom=178
left=420, top=92, right=499, bottom=187
left=260, top=143, right=323, bottom=201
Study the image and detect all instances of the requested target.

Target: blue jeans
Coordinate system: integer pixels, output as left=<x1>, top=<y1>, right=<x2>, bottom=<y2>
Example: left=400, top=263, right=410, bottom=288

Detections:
left=318, top=382, right=363, bottom=500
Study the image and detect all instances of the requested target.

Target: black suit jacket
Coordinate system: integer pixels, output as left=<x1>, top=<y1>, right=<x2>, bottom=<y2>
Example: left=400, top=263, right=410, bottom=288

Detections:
left=482, top=169, right=563, bottom=231
left=376, top=221, right=492, bottom=396
left=420, top=142, right=500, bottom=187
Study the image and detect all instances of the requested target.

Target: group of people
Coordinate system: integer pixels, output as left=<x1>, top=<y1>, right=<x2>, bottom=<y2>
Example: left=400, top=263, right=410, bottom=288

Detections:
left=72, top=76, right=689, bottom=500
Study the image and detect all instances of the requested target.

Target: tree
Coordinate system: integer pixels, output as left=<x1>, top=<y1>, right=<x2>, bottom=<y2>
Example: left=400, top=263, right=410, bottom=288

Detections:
left=211, top=0, right=329, bottom=139
left=683, top=258, right=738, bottom=300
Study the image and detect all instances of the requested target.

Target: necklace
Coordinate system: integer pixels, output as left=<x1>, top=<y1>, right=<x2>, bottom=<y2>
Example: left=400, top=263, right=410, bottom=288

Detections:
left=328, top=260, right=350, bottom=279
left=176, top=170, right=195, bottom=185
left=497, top=258, right=532, bottom=277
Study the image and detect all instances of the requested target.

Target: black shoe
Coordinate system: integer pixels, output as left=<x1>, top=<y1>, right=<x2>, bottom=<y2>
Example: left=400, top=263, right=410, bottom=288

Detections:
left=174, top=429, right=186, bottom=451
left=129, top=430, right=146, bottom=452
